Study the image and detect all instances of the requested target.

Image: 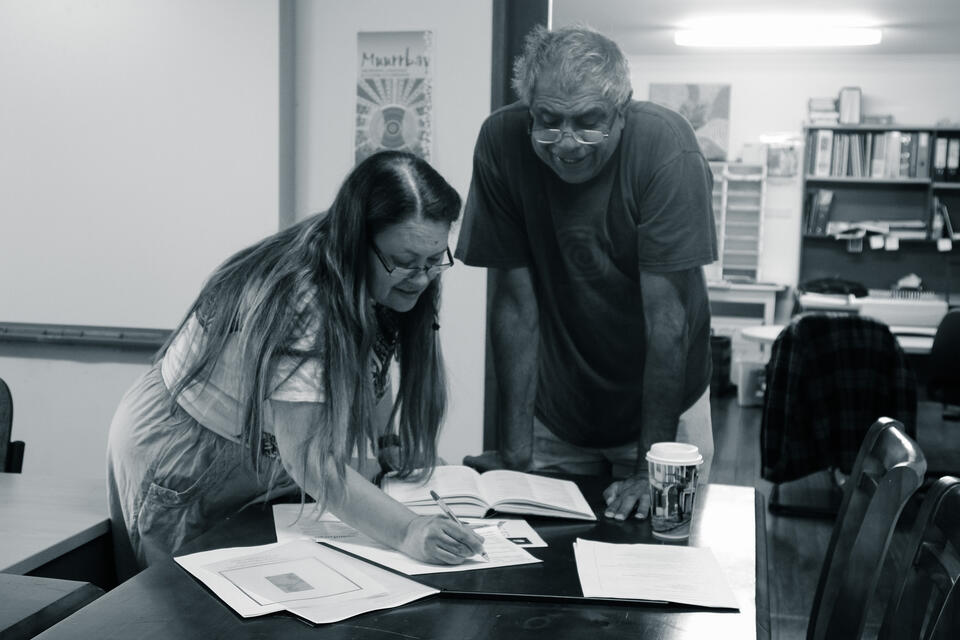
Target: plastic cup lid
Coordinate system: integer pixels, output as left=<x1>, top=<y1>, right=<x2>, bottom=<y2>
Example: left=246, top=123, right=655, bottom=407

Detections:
left=646, top=442, right=703, bottom=466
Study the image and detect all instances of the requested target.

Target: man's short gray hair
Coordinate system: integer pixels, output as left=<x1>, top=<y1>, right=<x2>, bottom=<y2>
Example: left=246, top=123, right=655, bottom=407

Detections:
left=511, top=24, right=632, bottom=108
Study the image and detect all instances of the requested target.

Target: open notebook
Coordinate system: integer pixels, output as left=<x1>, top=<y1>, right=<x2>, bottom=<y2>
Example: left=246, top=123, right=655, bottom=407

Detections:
left=382, top=465, right=596, bottom=521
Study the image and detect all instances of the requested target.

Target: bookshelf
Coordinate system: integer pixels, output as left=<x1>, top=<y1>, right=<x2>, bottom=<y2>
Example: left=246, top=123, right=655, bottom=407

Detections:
left=799, top=124, right=960, bottom=295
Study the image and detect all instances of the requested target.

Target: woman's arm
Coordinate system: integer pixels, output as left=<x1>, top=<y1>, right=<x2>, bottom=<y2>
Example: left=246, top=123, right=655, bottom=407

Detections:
left=271, top=400, right=485, bottom=564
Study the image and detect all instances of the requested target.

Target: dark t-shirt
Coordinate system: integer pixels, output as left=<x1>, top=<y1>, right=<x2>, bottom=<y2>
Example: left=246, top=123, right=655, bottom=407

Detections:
left=456, top=100, right=717, bottom=448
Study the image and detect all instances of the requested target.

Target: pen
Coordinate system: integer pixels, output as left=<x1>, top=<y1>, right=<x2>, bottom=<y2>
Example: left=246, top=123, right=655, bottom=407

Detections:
left=429, top=490, right=490, bottom=562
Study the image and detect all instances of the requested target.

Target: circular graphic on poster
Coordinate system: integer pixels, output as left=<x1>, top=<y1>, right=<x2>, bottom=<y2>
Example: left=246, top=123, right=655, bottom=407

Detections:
left=355, top=78, right=431, bottom=162
left=365, top=104, right=421, bottom=151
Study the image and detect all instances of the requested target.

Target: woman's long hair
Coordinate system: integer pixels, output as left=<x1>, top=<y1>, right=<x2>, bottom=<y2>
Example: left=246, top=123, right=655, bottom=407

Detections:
left=159, top=150, right=461, bottom=506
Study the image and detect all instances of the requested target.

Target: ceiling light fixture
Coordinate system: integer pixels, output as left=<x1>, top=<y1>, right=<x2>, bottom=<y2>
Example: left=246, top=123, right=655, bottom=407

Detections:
left=674, top=15, right=882, bottom=48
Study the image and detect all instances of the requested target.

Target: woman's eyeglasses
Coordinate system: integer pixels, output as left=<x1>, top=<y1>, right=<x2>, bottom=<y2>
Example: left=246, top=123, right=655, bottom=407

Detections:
left=371, top=244, right=454, bottom=280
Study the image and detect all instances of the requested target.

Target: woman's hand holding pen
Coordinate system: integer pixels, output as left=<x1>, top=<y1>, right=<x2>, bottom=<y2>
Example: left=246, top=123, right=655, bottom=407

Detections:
left=399, top=515, right=487, bottom=565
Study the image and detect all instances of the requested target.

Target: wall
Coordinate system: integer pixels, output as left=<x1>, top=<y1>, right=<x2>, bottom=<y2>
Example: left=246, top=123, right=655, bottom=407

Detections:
left=294, top=0, right=493, bottom=465
left=0, top=0, right=281, bottom=329
left=626, top=52, right=960, bottom=287
left=0, top=0, right=283, bottom=482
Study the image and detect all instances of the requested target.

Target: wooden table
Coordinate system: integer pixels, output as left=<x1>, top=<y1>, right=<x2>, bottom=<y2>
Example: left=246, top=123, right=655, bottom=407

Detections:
left=0, top=474, right=110, bottom=574
left=0, top=574, right=103, bottom=640
left=740, top=323, right=934, bottom=356
left=35, top=479, right=769, bottom=640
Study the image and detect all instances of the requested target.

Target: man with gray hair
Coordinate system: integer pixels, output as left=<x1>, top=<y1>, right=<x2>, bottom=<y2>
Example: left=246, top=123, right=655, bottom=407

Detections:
left=456, top=25, right=717, bottom=520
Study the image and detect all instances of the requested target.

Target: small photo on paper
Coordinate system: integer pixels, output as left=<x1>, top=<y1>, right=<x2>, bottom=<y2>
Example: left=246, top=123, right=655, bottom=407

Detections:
left=220, top=557, right=363, bottom=605
left=266, top=572, right=313, bottom=594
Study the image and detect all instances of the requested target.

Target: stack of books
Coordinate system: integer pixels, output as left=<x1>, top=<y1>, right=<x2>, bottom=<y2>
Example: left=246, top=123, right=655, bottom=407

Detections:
left=808, top=97, right=839, bottom=125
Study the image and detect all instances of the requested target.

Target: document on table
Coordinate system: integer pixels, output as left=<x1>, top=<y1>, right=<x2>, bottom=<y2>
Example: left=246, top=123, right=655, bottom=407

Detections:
left=175, top=539, right=438, bottom=625
left=462, top=517, right=547, bottom=548
left=273, top=503, right=548, bottom=549
left=325, top=524, right=541, bottom=575
left=573, top=538, right=739, bottom=609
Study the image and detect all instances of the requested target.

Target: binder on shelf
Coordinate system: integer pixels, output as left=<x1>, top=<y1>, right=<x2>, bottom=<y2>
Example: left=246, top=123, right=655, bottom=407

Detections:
left=898, top=132, right=913, bottom=178
left=871, top=133, right=887, bottom=178
left=916, top=132, right=930, bottom=179
left=947, top=137, right=960, bottom=182
left=885, top=131, right=902, bottom=179
left=933, top=136, right=949, bottom=181
left=838, top=87, right=861, bottom=125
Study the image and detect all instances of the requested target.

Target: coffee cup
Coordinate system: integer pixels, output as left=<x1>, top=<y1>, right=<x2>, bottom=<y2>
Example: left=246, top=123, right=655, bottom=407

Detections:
left=646, top=442, right=703, bottom=540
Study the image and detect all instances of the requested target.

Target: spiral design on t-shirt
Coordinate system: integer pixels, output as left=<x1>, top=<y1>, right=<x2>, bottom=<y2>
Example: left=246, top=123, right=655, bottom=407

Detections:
left=557, top=225, right=609, bottom=282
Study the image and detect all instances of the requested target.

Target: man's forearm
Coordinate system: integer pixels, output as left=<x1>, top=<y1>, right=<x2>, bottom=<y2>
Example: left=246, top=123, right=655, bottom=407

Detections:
left=490, top=269, right=538, bottom=467
left=637, top=329, right=687, bottom=470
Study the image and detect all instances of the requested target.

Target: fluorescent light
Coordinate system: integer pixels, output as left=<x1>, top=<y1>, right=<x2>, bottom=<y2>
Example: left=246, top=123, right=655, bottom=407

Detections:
left=674, top=15, right=882, bottom=48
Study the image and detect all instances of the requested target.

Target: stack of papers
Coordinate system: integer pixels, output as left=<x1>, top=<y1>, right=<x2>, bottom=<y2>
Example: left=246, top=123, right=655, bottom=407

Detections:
left=573, top=538, right=739, bottom=609
left=175, top=540, right=438, bottom=625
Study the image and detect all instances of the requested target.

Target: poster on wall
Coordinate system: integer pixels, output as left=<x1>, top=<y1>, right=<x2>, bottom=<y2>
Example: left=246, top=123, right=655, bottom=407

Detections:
left=355, top=31, right=433, bottom=164
left=649, top=83, right=730, bottom=161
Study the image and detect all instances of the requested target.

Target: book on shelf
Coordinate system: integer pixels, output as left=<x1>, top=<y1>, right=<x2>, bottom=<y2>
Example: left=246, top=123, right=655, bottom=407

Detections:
left=813, top=130, right=834, bottom=177
left=808, top=97, right=837, bottom=112
left=804, top=188, right=835, bottom=235
left=938, top=199, right=958, bottom=240
left=884, top=131, right=903, bottom=179
left=930, top=197, right=945, bottom=239
left=381, top=465, right=597, bottom=521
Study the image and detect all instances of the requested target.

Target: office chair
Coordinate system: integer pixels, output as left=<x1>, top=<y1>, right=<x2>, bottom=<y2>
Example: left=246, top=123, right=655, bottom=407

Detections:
left=807, top=418, right=927, bottom=640
left=927, top=310, right=960, bottom=420
left=0, top=376, right=25, bottom=473
left=878, top=475, right=960, bottom=640
left=761, top=313, right=917, bottom=516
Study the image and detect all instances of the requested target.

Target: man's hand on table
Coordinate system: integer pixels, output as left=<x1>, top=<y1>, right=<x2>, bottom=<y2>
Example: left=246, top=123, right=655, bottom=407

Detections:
left=462, top=450, right=531, bottom=473
left=603, top=472, right=651, bottom=520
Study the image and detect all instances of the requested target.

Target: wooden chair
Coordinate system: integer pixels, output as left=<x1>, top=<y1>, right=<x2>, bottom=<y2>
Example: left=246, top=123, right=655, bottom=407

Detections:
left=1, top=376, right=25, bottom=473
left=878, top=476, right=960, bottom=640
left=807, top=417, right=927, bottom=640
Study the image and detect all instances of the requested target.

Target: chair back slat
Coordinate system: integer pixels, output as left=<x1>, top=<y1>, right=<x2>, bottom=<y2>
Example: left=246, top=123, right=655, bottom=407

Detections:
left=807, top=418, right=926, bottom=640
left=879, top=476, right=960, bottom=640
left=0, top=376, right=13, bottom=472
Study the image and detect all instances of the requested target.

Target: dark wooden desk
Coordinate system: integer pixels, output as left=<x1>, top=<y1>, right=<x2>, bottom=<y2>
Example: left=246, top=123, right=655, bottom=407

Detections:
left=0, top=474, right=109, bottom=575
left=36, top=480, right=769, bottom=640
left=0, top=573, right=103, bottom=640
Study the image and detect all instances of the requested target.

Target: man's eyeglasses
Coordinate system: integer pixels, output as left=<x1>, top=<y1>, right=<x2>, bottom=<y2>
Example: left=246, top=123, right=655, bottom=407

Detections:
left=531, top=128, right=609, bottom=145
left=371, top=243, right=454, bottom=280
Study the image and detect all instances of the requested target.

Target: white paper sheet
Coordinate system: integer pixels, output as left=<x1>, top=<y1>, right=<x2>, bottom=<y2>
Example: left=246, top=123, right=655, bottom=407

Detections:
left=573, top=538, right=739, bottom=609
left=325, top=525, right=541, bottom=575
left=272, top=503, right=549, bottom=550
left=175, top=539, right=438, bottom=624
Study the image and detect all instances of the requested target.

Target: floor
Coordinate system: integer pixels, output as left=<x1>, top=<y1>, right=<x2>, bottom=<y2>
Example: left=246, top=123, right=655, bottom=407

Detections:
left=708, top=393, right=960, bottom=640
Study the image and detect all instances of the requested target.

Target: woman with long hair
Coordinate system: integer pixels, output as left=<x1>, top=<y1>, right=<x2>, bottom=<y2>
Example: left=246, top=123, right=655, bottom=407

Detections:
left=107, top=150, right=484, bottom=578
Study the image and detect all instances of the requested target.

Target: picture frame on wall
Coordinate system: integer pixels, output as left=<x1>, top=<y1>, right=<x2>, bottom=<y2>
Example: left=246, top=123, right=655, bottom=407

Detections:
left=649, top=83, right=731, bottom=161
